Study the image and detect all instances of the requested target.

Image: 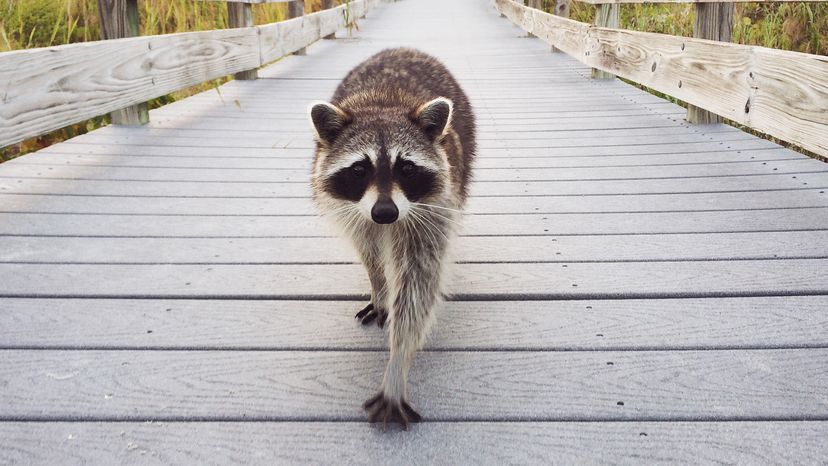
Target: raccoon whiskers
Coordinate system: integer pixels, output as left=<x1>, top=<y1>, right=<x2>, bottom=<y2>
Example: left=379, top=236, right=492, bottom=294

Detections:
left=411, top=202, right=462, bottom=214
left=412, top=205, right=464, bottom=231
left=409, top=207, right=449, bottom=244
left=407, top=209, right=441, bottom=253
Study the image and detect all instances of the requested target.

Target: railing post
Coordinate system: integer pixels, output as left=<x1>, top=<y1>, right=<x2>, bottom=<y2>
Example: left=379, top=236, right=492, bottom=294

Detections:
left=96, top=0, right=149, bottom=125
left=551, top=0, right=570, bottom=52
left=526, top=0, right=540, bottom=37
left=591, top=3, right=619, bottom=79
left=687, top=2, right=733, bottom=124
left=227, top=2, right=258, bottom=80
left=288, top=0, right=307, bottom=55
left=322, top=0, right=336, bottom=39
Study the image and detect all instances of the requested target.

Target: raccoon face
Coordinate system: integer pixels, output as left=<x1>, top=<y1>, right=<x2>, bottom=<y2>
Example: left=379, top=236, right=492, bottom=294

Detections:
left=310, top=98, right=453, bottom=225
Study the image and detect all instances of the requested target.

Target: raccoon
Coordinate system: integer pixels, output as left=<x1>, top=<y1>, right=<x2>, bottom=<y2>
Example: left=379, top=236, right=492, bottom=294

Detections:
left=309, top=48, right=475, bottom=428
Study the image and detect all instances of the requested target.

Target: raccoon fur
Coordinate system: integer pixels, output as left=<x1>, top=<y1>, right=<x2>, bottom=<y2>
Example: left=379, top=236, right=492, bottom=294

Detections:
left=308, top=48, right=475, bottom=428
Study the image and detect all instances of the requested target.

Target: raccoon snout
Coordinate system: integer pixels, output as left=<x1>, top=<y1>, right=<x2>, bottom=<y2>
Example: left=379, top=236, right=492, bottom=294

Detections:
left=371, top=198, right=399, bottom=224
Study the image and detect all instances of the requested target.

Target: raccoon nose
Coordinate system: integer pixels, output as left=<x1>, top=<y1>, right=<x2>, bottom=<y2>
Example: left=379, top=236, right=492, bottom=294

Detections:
left=371, top=198, right=399, bottom=224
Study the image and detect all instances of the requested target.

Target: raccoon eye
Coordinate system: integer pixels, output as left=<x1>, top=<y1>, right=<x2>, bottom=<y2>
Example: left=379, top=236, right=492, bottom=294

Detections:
left=400, top=162, right=417, bottom=177
left=351, top=163, right=367, bottom=178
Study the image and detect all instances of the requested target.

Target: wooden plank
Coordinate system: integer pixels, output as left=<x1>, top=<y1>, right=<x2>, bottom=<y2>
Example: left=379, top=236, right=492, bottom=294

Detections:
left=258, top=1, right=371, bottom=64
left=0, top=0, right=379, bottom=148
left=0, top=348, right=826, bottom=419
left=54, top=125, right=744, bottom=149
left=97, top=0, right=150, bottom=125
left=2, top=421, right=826, bottom=463
left=1, top=158, right=823, bottom=182
left=495, top=0, right=828, bottom=157
left=17, top=144, right=797, bottom=167
left=2, top=296, right=827, bottom=350
left=4, top=172, right=824, bottom=197
left=227, top=2, right=259, bottom=80
left=578, top=0, right=825, bottom=3
left=2, top=189, right=826, bottom=215
left=3, top=231, right=827, bottom=264
left=687, top=1, right=733, bottom=124
left=322, top=0, right=336, bottom=39
left=0, top=28, right=260, bottom=148
left=0, top=259, right=827, bottom=298
left=592, top=3, right=619, bottom=79
left=288, top=1, right=307, bottom=56
left=1, top=209, right=827, bottom=237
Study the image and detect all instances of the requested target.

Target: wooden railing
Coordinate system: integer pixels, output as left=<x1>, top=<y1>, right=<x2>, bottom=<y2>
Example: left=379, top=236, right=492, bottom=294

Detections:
left=497, top=0, right=828, bottom=158
left=0, top=0, right=377, bottom=149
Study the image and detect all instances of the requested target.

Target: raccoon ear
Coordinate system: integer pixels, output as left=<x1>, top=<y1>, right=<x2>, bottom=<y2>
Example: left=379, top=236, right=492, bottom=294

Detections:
left=309, top=102, right=351, bottom=145
left=412, top=97, right=453, bottom=141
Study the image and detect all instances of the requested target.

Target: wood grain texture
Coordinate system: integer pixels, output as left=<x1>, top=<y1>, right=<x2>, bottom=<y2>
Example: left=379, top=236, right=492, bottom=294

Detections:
left=1, top=259, right=827, bottom=298
left=227, top=2, right=258, bottom=80
left=2, top=208, right=827, bottom=237
left=2, top=421, right=827, bottom=464
left=3, top=188, right=827, bottom=215
left=96, top=0, right=150, bottom=125
left=3, top=157, right=823, bottom=182
left=3, top=231, right=827, bottom=264
left=592, top=3, right=619, bottom=79
left=0, top=29, right=260, bottom=148
left=258, top=1, right=372, bottom=63
left=1, top=349, right=826, bottom=419
left=495, top=0, right=828, bottom=157
left=2, top=296, right=826, bottom=350
left=0, top=0, right=378, bottom=148
left=5, top=172, right=825, bottom=197
left=687, top=1, right=733, bottom=124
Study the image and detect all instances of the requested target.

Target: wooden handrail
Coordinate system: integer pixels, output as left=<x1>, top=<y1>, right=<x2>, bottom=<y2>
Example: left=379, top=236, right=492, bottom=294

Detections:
left=0, top=0, right=377, bottom=149
left=498, top=0, right=828, bottom=157
left=577, top=0, right=824, bottom=4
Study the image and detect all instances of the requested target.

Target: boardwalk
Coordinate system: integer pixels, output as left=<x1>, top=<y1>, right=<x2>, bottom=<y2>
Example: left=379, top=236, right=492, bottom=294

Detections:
left=2, top=0, right=828, bottom=462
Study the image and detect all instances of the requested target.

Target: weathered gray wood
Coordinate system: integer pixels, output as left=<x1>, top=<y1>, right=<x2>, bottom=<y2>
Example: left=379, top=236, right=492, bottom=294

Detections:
left=592, top=3, right=619, bottom=79
left=96, top=0, right=150, bottom=125
left=2, top=158, right=823, bottom=182
left=288, top=0, right=307, bottom=55
left=495, top=0, right=828, bottom=157
left=2, top=296, right=827, bottom=350
left=2, top=421, right=827, bottom=464
left=2, top=208, right=827, bottom=237
left=322, top=0, right=337, bottom=39
left=0, top=29, right=260, bottom=148
left=1, top=348, right=827, bottom=419
left=551, top=0, right=571, bottom=52
left=4, top=172, right=825, bottom=197
left=227, top=2, right=259, bottom=80
left=258, top=1, right=372, bottom=64
left=3, top=188, right=826, bottom=215
left=687, top=1, right=733, bottom=124
left=1, top=259, right=827, bottom=298
left=3, top=231, right=827, bottom=264
left=0, top=0, right=378, bottom=148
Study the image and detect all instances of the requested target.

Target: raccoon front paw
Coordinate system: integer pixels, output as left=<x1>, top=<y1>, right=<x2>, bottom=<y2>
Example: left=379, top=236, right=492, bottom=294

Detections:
left=363, top=392, right=422, bottom=430
left=355, top=303, right=387, bottom=328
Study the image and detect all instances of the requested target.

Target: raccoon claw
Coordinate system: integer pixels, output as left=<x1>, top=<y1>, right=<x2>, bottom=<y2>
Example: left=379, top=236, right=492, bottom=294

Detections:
left=355, top=303, right=387, bottom=328
left=363, top=393, right=422, bottom=430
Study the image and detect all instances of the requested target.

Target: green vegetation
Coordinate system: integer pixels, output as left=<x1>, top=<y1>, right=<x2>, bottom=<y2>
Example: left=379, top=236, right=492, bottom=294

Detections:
left=560, top=1, right=827, bottom=54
